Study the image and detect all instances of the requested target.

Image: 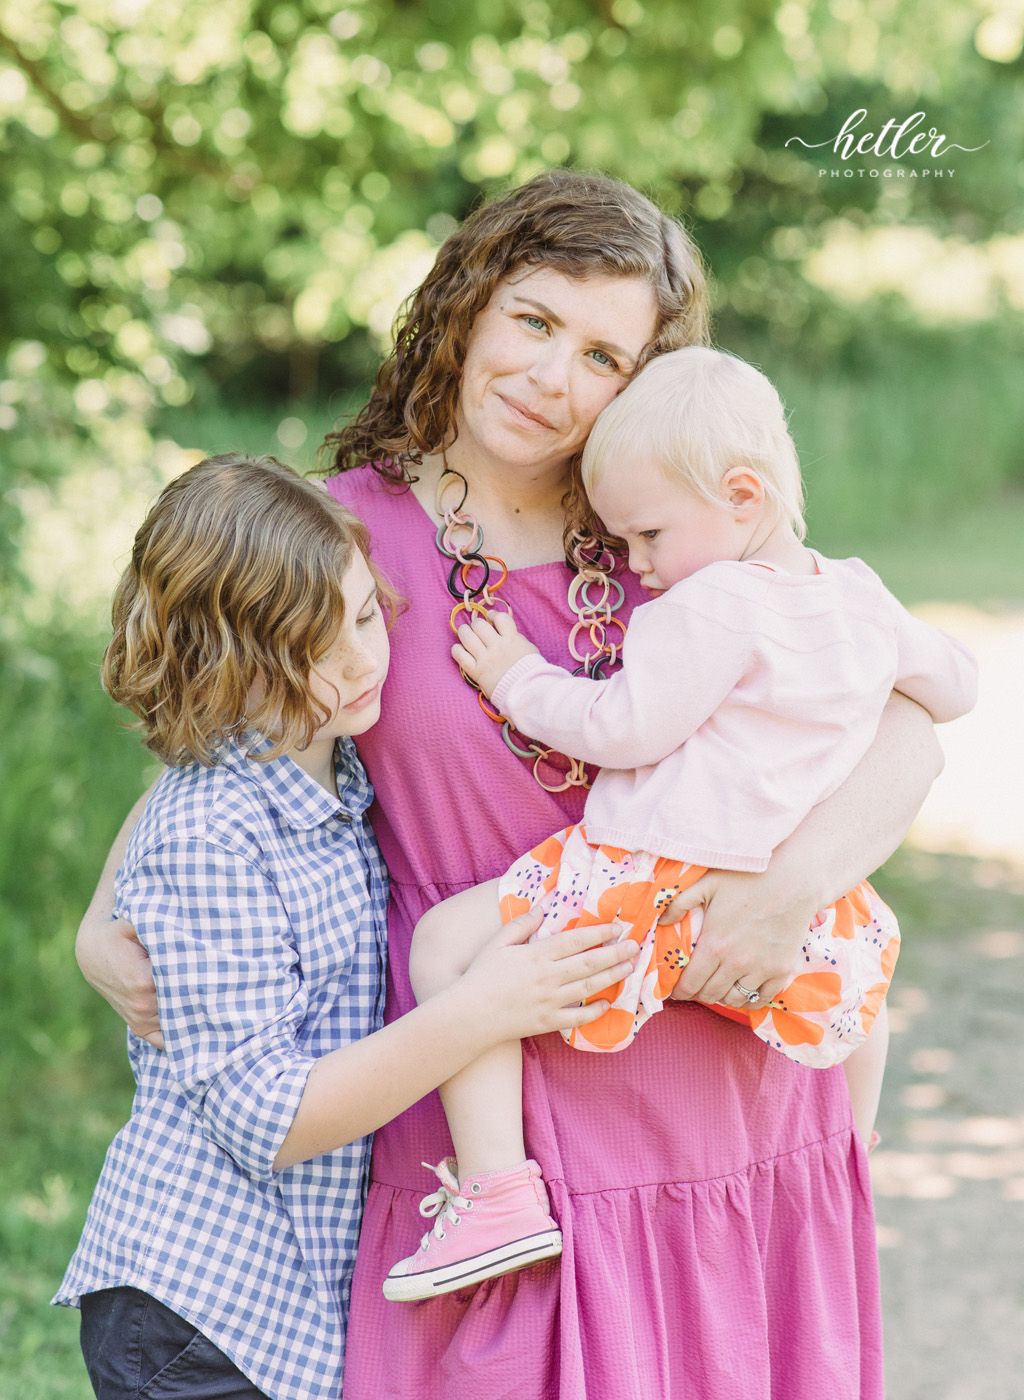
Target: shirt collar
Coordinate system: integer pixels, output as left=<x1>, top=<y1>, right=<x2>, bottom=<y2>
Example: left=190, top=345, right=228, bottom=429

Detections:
left=220, top=734, right=374, bottom=830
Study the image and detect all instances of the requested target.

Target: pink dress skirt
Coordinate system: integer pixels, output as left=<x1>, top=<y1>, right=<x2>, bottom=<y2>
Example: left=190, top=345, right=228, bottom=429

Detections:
left=330, top=467, right=883, bottom=1400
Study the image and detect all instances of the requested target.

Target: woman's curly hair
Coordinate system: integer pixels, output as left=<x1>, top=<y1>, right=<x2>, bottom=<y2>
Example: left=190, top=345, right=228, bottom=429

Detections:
left=103, top=454, right=401, bottom=767
left=321, top=168, right=709, bottom=556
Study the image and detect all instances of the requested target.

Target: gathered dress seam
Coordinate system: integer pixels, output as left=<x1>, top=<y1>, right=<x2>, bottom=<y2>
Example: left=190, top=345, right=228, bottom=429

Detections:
left=373, top=1124, right=856, bottom=1199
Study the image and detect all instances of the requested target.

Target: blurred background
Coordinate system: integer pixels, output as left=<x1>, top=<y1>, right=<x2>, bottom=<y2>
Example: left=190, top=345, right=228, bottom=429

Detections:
left=1, top=2, right=1022, bottom=1396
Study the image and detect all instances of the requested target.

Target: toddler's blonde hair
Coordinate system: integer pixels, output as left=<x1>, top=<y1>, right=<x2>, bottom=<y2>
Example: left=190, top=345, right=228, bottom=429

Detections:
left=582, top=346, right=806, bottom=540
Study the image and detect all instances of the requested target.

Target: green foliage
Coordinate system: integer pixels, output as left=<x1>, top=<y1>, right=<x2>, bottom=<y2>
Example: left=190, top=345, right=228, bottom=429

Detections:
left=0, top=624, right=148, bottom=1395
left=754, top=322, right=1024, bottom=544
left=0, top=628, right=150, bottom=1062
left=1, top=0, right=1020, bottom=590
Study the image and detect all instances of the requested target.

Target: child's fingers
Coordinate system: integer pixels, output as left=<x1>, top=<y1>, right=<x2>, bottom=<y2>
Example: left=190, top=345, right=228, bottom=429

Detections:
left=491, top=905, right=546, bottom=946
left=543, top=921, right=629, bottom=961
left=489, top=611, right=518, bottom=638
left=557, top=952, right=638, bottom=1007
left=558, top=998, right=612, bottom=1028
left=451, top=642, right=477, bottom=671
left=455, top=622, right=485, bottom=655
left=470, top=614, right=500, bottom=642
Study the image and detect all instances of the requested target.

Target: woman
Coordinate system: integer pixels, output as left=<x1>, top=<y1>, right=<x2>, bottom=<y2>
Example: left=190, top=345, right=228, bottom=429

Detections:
left=79, top=169, right=942, bottom=1399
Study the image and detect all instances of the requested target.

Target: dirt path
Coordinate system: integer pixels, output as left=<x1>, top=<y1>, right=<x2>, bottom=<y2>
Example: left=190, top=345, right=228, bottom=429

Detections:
left=871, top=606, right=1024, bottom=1400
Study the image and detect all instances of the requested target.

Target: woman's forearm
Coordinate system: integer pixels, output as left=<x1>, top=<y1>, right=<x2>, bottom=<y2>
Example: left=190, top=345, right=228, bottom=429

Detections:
left=668, top=691, right=942, bottom=1006
left=777, top=690, right=941, bottom=911
left=76, top=784, right=162, bottom=1041
left=77, top=790, right=150, bottom=947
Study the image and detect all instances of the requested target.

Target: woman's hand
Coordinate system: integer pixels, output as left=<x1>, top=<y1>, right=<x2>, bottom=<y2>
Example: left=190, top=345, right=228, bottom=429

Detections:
left=662, top=692, right=943, bottom=1011
left=452, top=611, right=539, bottom=699
left=77, top=915, right=164, bottom=1047
left=660, top=871, right=816, bottom=1010
left=458, top=906, right=640, bottom=1040
left=75, top=785, right=163, bottom=1043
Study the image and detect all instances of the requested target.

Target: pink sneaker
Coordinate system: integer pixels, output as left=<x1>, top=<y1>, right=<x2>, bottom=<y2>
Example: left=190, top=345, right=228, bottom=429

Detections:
left=382, top=1157, right=562, bottom=1302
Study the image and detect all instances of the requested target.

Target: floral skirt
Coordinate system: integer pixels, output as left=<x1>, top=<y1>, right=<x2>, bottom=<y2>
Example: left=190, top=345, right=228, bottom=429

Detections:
left=497, top=823, right=899, bottom=1067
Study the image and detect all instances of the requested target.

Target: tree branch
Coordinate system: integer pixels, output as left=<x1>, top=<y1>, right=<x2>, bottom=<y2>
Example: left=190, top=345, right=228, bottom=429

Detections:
left=0, top=24, right=98, bottom=141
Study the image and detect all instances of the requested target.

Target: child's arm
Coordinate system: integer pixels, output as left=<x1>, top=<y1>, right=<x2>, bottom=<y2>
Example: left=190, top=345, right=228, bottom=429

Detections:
left=891, top=608, right=978, bottom=723
left=454, top=590, right=751, bottom=770
left=122, top=839, right=638, bottom=1178
left=274, top=907, right=633, bottom=1169
left=837, top=556, right=978, bottom=723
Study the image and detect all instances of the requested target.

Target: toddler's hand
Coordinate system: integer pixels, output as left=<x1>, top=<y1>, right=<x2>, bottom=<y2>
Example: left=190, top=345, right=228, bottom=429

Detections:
left=452, top=610, right=539, bottom=699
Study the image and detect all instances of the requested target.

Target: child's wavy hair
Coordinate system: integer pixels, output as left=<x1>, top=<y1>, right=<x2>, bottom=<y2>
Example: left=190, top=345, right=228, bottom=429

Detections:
left=103, top=454, right=401, bottom=767
left=582, top=347, right=807, bottom=540
left=321, top=167, right=709, bottom=558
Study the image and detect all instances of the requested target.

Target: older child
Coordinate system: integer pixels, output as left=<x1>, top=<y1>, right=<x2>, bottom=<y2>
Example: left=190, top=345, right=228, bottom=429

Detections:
left=53, top=455, right=639, bottom=1400
left=384, top=347, right=977, bottom=1302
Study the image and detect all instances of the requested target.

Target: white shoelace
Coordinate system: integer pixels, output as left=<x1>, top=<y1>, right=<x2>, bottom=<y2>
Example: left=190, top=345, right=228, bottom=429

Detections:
left=416, top=1159, right=475, bottom=1249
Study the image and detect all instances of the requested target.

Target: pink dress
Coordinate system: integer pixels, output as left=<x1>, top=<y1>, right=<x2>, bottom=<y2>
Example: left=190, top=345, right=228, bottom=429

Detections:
left=329, top=466, right=883, bottom=1400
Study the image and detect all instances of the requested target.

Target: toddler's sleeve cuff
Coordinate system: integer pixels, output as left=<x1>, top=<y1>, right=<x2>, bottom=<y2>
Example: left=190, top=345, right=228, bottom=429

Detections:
left=491, top=654, right=553, bottom=713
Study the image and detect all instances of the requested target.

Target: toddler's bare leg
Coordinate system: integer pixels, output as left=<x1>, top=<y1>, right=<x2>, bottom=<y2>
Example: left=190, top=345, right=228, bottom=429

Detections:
left=842, top=1002, right=889, bottom=1145
left=410, top=881, right=528, bottom=1182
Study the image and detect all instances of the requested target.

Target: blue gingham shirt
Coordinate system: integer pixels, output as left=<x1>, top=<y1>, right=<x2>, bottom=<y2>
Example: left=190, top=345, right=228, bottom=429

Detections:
left=54, top=736, right=388, bottom=1400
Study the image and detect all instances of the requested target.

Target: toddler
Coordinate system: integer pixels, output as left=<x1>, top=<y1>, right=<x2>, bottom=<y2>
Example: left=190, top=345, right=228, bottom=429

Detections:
left=382, top=348, right=977, bottom=1304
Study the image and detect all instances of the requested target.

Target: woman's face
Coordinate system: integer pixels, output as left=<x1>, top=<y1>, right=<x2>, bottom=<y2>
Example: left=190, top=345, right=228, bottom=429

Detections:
left=453, top=267, right=659, bottom=482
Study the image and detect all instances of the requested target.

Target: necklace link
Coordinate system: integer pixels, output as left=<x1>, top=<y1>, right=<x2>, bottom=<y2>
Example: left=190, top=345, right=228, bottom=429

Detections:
left=436, top=468, right=626, bottom=790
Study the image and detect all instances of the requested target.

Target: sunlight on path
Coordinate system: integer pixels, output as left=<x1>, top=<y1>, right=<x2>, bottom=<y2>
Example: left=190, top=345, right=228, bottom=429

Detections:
left=906, top=603, right=1024, bottom=869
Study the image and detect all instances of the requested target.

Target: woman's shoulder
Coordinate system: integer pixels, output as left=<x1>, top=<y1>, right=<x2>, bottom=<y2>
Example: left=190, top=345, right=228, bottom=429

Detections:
left=326, top=465, right=433, bottom=582
left=326, top=463, right=411, bottom=519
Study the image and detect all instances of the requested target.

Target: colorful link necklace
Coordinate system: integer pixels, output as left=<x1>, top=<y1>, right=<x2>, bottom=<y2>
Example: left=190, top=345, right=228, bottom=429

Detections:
left=435, top=464, right=626, bottom=793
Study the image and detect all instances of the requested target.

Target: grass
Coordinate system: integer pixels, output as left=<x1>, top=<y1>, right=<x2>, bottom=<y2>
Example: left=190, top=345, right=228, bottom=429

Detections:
left=0, top=628, right=151, bottom=1394
left=833, top=487, right=1024, bottom=606
left=3, top=323, right=1021, bottom=1394
left=730, top=322, right=1024, bottom=600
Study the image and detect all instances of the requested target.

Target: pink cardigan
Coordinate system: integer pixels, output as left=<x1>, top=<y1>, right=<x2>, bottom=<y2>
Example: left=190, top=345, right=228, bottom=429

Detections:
left=491, top=552, right=978, bottom=871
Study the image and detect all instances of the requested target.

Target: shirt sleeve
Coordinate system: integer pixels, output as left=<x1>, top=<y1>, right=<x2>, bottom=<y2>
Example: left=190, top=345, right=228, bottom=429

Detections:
left=116, top=838, right=316, bottom=1183
left=491, top=583, right=757, bottom=769
left=837, top=556, right=979, bottom=722
left=890, top=606, right=979, bottom=723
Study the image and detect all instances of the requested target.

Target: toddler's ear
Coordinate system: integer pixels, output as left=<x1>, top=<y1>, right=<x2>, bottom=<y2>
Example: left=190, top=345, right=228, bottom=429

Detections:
left=721, top=466, right=764, bottom=518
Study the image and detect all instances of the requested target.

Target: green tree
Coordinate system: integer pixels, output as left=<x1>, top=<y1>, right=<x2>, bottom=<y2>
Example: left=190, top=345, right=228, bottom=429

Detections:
left=0, top=0, right=1019, bottom=589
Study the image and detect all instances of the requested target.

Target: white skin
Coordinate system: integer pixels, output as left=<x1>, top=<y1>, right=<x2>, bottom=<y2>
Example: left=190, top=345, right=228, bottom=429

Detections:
left=427, top=458, right=888, bottom=1174
left=77, top=267, right=939, bottom=1147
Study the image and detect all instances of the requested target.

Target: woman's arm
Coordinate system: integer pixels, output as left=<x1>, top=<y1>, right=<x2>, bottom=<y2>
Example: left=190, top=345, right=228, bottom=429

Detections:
left=665, top=691, right=942, bottom=1007
left=76, top=787, right=163, bottom=1046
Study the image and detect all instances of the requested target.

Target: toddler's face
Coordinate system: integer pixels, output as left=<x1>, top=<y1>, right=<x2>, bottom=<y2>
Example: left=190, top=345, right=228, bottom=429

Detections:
left=589, top=457, right=746, bottom=595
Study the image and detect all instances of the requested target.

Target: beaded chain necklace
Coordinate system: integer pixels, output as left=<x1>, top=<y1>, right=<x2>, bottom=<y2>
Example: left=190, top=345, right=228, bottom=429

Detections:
left=434, top=464, right=626, bottom=793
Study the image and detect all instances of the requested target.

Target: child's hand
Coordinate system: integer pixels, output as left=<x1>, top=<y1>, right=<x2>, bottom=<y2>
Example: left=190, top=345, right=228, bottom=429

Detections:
left=452, top=611, right=539, bottom=700
left=459, top=906, right=640, bottom=1042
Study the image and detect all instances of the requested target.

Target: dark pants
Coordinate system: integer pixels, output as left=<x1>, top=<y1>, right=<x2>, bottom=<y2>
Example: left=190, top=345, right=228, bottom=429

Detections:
left=79, top=1287, right=270, bottom=1399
